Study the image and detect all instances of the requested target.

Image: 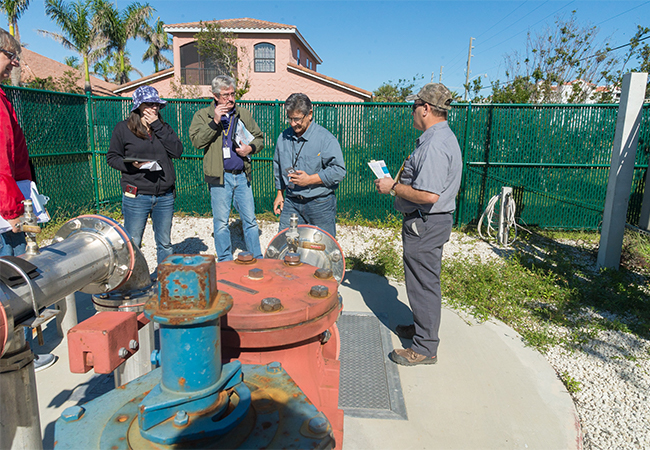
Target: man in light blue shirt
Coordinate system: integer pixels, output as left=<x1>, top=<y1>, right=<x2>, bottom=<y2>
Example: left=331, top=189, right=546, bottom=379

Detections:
left=273, top=93, right=346, bottom=237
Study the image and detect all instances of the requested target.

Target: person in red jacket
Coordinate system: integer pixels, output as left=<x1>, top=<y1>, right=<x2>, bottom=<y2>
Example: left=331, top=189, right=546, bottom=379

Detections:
left=0, top=28, right=30, bottom=256
left=0, top=28, right=56, bottom=371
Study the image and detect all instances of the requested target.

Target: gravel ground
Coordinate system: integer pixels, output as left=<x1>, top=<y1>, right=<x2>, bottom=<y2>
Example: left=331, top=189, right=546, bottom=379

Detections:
left=138, top=216, right=650, bottom=450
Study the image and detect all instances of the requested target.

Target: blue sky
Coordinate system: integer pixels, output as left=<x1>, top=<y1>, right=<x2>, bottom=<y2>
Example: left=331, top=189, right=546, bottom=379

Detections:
left=8, top=0, right=650, bottom=97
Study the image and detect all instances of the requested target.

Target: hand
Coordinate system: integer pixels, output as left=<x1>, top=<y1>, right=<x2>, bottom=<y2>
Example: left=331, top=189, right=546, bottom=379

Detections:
left=142, top=109, right=158, bottom=126
left=214, top=104, right=230, bottom=122
left=132, top=161, right=151, bottom=169
left=374, top=177, right=395, bottom=195
left=8, top=217, right=22, bottom=233
left=235, top=144, right=252, bottom=157
left=287, top=170, right=312, bottom=187
left=273, top=193, right=284, bottom=215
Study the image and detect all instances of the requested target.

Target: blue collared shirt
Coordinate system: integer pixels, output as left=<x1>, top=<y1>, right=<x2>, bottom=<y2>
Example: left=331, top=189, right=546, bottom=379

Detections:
left=273, top=121, right=346, bottom=199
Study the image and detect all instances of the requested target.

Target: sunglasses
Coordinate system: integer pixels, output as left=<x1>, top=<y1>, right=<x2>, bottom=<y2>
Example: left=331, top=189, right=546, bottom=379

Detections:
left=0, top=49, right=20, bottom=63
left=412, top=102, right=426, bottom=111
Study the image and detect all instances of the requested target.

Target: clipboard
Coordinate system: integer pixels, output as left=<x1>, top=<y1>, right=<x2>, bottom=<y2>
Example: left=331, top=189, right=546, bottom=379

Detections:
left=123, top=156, right=154, bottom=163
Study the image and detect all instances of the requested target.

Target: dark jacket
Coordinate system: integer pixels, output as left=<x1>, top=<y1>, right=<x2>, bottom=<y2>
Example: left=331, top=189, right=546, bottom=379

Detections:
left=189, top=103, right=264, bottom=185
left=107, top=119, right=183, bottom=196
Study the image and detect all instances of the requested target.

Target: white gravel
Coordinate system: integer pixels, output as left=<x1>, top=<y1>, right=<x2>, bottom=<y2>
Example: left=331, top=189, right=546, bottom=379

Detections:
left=137, top=216, right=650, bottom=450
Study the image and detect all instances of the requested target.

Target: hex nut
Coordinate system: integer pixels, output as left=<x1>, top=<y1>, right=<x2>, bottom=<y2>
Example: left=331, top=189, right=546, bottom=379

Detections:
left=266, top=361, right=282, bottom=373
left=315, top=268, right=333, bottom=279
left=129, top=339, right=139, bottom=351
left=237, top=251, right=254, bottom=262
left=310, top=285, right=329, bottom=298
left=118, top=347, right=129, bottom=359
left=261, top=297, right=282, bottom=312
left=61, top=405, right=85, bottom=422
left=174, top=410, right=189, bottom=426
left=284, top=252, right=300, bottom=264
left=249, top=268, right=264, bottom=279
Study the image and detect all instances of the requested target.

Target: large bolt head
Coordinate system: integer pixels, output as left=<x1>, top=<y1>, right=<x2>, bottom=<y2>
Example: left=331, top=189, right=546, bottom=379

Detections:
left=237, top=251, right=254, bottom=262
left=261, top=297, right=282, bottom=312
left=315, top=268, right=333, bottom=279
left=310, top=285, right=329, bottom=298
left=308, top=414, right=329, bottom=434
left=248, top=268, right=263, bottom=279
left=284, top=252, right=300, bottom=264
left=61, top=406, right=85, bottom=422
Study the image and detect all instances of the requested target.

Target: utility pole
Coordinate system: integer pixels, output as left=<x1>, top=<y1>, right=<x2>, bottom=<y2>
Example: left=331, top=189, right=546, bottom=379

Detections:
left=431, top=72, right=434, bottom=82
left=464, top=37, right=474, bottom=101
left=439, top=66, right=443, bottom=83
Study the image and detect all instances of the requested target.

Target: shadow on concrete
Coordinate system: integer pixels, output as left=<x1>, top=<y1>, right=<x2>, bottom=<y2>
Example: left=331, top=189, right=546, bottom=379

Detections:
left=340, top=270, right=413, bottom=348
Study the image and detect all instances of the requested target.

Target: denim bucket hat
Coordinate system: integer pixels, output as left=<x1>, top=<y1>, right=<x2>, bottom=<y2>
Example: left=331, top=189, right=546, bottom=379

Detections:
left=131, top=85, right=167, bottom=112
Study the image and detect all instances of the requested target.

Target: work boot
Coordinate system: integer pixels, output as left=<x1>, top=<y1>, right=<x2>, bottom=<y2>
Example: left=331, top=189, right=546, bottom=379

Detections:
left=389, top=348, right=437, bottom=366
left=395, top=324, right=415, bottom=339
left=34, top=353, right=56, bottom=372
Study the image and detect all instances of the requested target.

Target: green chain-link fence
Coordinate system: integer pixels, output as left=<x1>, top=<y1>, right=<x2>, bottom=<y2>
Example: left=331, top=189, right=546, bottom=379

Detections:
left=6, top=86, right=649, bottom=230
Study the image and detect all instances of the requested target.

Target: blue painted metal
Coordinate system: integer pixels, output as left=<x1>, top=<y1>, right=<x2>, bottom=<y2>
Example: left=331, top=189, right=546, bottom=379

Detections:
left=54, top=254, right=335, bottom=449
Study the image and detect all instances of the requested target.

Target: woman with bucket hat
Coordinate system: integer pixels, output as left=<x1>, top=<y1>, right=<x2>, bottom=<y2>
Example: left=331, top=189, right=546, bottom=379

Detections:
left=107, top=85, right=183, bottom=266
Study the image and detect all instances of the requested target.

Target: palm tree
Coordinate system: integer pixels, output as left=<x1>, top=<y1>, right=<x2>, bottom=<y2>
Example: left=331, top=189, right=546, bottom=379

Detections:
left=1, top=0, right=30, bottom=85
left=40, top=0, right=107, bottom=93
left=95, top=0, right=152, bottom=85
left=142, top=17, right=171, bottom=73
left=93, top=50, right=143, bottom=83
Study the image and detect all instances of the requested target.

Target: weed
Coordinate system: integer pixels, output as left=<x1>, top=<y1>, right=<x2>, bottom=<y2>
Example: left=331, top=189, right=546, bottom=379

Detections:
left=559, top=371, right=582, bottom=394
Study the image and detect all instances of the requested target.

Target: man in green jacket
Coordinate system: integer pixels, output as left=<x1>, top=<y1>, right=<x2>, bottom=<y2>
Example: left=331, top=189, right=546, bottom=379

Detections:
left=189, top=75, right=264, bottom=262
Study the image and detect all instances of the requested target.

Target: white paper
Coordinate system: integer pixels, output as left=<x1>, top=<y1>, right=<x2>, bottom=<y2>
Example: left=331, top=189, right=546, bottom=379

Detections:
left=368, top=160, right=391, bottom=179
left=0, top=180, right=50, bottom=234
left=140, top=161, right=162, bottom=171
left=235, top=121, right=255, bottom=147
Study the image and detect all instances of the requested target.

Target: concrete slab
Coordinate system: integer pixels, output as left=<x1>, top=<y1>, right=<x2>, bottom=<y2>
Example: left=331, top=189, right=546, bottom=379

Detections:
left=27, top=270, right=581, bottom=449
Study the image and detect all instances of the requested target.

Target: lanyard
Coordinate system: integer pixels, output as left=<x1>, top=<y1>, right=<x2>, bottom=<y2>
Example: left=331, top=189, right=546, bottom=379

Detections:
left=292, top=138, right=306, bottom=168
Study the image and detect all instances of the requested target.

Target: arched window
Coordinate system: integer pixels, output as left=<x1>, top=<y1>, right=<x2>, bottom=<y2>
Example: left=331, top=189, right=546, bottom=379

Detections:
left=254, top=43, right=275, bottom=73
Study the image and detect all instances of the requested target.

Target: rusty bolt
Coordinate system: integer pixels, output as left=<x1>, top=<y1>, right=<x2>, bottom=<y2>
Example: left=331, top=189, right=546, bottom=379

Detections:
left=61, top=405, right=85, bottom=422
left=261, top=297, right=282, bottom=312
left=237, top=251, right=254, bottom=262
left=118, top=347, right=129, bottom=359
left=310, top=285, right=329, bottom=298
left=314, top=268, right=333, bottom=279
left=129, top=340, right=139, bottom=351
left=308, top=414, right=328, bottom=434
left=248, top=268, right=263, bottom=279
left=266, top=361, right=282, bottom=374
left=284, top=252, right=300, bottom=265
left=174, top=410, right=189, bottom=426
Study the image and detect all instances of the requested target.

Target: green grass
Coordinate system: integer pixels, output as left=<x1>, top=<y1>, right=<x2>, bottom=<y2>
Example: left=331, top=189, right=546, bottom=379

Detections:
left=343, top=219, right=650, bottom=355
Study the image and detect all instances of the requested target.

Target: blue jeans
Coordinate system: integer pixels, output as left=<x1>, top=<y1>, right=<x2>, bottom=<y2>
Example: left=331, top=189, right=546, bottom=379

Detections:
left=122, top=190, right=175, bottom=266
left=209, top=172, right=262, bottom=262
left=0, top=231, right=27, bottom=256
left=279, top=193, right=337, bottom=238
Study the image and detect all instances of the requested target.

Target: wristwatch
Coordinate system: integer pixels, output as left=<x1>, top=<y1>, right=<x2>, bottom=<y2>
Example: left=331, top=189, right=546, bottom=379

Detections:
left=389, top=182, right=398, bottom=197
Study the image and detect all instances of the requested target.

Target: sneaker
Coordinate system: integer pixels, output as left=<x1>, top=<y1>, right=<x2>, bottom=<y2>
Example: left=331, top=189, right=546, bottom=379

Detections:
left=395, top=324, right=415, bottom=339
left=389, top=348, right=437, bottom=366
left=34, top=353, right=56, bottom=372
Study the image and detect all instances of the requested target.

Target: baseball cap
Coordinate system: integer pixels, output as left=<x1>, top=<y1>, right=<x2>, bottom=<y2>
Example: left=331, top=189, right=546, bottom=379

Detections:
left=406, top=83, right=453, bottom=110
left=131, top=85, right=167, bottom=112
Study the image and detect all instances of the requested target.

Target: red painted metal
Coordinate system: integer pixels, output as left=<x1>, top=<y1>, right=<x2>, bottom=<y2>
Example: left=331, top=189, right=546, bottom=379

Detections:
left=67, top=311, right=138, bottom=374
left=219, top=257, right=344, bottom=448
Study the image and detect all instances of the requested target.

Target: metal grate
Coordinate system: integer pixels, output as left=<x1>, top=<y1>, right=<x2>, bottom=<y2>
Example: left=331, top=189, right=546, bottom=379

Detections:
left=338, top=312, right=407, bottom=420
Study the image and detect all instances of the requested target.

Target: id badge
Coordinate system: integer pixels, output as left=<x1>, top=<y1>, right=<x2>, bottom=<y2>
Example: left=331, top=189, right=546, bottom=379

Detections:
left=223, top=146, right=231, bottom=159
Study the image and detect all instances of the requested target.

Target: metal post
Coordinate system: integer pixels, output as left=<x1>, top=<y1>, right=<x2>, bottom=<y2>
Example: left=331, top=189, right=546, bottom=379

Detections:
left=0, top=328, right=43, bottom=450
left=639, top=166, right=650, bottom=231
left=597, top=72, right=648, bottom=269
left=55, top=293, right=78, bottom=338
left=497, top=186, right=513, bottom=246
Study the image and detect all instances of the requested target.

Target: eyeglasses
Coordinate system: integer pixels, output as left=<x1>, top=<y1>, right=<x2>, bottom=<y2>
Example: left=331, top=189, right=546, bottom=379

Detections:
left=142, top=102, right=160, bottom=108
left=218, top=91, right=236, bottom=99
left=0, top=49, right=20, bottom=63
left=287, top=114, right=307, bottom=124
left=412, top=102, right=426, bottom=112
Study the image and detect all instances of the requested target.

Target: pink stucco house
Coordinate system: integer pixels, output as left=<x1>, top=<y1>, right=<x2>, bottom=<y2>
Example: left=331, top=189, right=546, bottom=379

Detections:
left=114, top=18, right=372, bottom=102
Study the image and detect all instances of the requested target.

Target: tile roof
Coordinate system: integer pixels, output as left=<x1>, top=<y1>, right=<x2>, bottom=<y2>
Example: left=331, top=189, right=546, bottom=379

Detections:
left=20, top=49, right=118, bottom=96
left=287, top=62, right=372, bottom=99
left=112, top=68, right=174, bottom=94
left=165, top=17, right=295, bottom=30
